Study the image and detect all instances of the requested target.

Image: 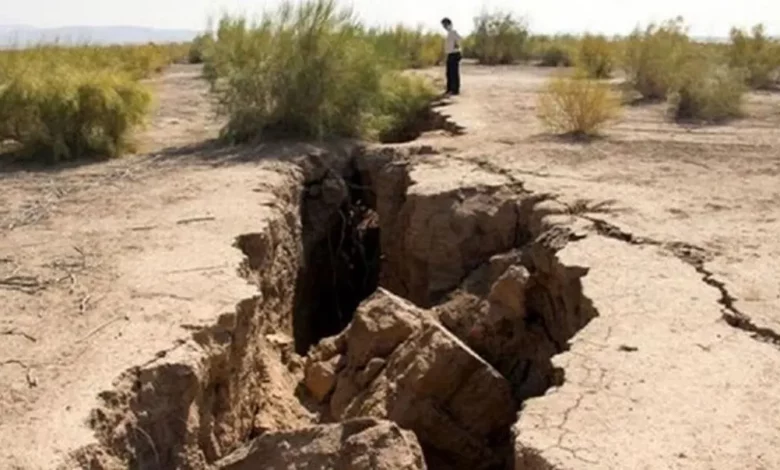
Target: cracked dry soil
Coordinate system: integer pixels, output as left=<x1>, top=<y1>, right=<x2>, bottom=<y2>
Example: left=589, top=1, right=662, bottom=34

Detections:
left=65, top=145, right=598, bottom=470
left=3, top=64, right=780, bottom=470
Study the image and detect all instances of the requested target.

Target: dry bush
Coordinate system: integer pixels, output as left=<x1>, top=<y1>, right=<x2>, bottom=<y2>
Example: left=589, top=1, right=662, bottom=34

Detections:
left=623, top=17, right=691, bottom=100
left=537, top=72, right=620, bottom=137
left=471, top=11, right=529, bottom=65
left=577, top=34, right=614, bottom=78
left=670, top=53, right=745, bottom=123
left=728, top=24, right=780, bottom=89
left=208, top=0, right=438, bottom=143
left=531, top=36, right=575, bottom=67
left=0, top=67, right=151, bottom=162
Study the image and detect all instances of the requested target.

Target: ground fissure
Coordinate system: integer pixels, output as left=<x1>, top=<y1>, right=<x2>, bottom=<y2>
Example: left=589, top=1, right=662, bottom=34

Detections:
left=5, top=62, right=780, bottom=470
left=294, top=147, right=599, bottom=468
left=453, top=152, right=780, bottom=350
left=586, top=216, right=780, bottom=348
left=61, top=144, right=604, bottom=470
left=53, top=142, right=780, bottom=470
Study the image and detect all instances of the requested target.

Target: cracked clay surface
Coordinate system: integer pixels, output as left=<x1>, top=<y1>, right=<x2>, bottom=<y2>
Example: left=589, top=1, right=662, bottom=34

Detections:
left=1, top=63, right=780, bottom=469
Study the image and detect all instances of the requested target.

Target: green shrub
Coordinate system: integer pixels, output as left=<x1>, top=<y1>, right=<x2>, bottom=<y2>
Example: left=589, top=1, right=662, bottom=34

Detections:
left=188, top=33, right=215, bottom=64
left=209, top=0, right=437, bottom=143
left=537, top=72, right=620, bottom=137
left=728, top=24, right=780, bottom=89
left=670, top=53, right=745, bottom=122
left=200, top=16, right=255, bottom=88
left=577, top=34, right=614, bottom=78
left=471, top=11, right=529, bottom=65
left=367, top=25, right=442, bottom=69
left=0, top=67, right=152, bottom=162
left=0, top=43, right=162, bottom=162
left=369, top=72, right=439, bottom=141
left=538, top=43, right=574, bottom=67
left=623, top=17, right=691, bottom=100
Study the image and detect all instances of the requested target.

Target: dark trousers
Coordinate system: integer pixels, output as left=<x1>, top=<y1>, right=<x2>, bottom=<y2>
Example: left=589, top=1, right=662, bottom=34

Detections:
left=446, top=52, right=461, bottom=95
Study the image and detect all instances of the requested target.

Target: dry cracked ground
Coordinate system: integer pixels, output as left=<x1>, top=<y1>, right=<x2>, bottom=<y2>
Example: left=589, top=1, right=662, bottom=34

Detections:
left=1, top=63, right=780, bottom=470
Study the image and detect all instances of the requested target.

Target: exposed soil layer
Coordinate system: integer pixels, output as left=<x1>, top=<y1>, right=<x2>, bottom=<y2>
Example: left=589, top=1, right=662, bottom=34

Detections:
left=60, top=145, right=599, bottom=470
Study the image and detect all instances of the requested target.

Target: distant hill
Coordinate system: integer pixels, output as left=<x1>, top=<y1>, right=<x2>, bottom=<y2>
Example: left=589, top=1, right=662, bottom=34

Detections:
left=0, top=25, right=200, bottom=47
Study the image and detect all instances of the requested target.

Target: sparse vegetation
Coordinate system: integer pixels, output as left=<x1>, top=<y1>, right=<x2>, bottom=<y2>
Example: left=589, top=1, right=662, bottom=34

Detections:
left=206, top=0, right=438, bottom=143
left=577, top=34, right=614, bottom=78
left=537, top=72, right=620, bottom=137
left=470, top=11, right=530, bottom=65
left=3, top=1, right=774, bottom=162
left=728, top=24, right=780, bottom=89
left=623, top=17, right=691, bottom=100
left=0, top=43, right=180, bottom=162
left=0, top=43, right=178, bottom=81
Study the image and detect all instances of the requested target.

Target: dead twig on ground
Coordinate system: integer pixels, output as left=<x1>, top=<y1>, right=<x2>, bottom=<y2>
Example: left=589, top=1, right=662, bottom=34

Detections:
left=79, top=295, right=91, bottom=315
left=1, top=328, right=38, bottom=343
left=130, top=225, right=158, bottom=231
left=26, top=369, right=38, bottom=388
left=7, top=198, right=53, bottom=230
left=164, top=264, right=227, bottom=274
left=0, top=359, right=28, bottom=368
left=132, top=292, right=194, bottom=301
left=76, top=316, right=127, bottom=344
left=0, top=275, right=48, bottom=294
left=176, top=216, right=216, bottom=225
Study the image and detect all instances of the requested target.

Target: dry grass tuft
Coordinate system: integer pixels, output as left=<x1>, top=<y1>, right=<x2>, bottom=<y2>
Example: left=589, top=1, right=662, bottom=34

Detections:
left=537, top=72, right=620, bottom=138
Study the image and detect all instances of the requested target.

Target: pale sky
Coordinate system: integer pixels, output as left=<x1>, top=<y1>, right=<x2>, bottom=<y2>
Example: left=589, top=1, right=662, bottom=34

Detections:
left=2, top=0, right=779, bottom=37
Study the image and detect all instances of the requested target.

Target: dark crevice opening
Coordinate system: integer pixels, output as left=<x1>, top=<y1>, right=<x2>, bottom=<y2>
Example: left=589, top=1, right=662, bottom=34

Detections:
left=291, top=152, right=598, bottom=469
left=379, top=105, right=465, bottom=144
left=293, top=162, right=381, bottom=355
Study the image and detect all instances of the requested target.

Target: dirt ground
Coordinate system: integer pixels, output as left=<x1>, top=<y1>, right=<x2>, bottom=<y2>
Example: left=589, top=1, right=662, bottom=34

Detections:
left=1, top=62, right=779, bottom=469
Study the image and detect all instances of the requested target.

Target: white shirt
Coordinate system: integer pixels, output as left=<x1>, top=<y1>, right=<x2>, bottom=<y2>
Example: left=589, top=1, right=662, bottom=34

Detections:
left=445, top=29, right=462, bottom=55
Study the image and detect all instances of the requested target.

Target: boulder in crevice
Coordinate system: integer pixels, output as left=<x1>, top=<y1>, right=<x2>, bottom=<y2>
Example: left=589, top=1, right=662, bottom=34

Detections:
left=304, top=289, right=517, bottom=470
left=437, top=236, right=597, bottom=403
left=215, top=418, right=427, bottom=470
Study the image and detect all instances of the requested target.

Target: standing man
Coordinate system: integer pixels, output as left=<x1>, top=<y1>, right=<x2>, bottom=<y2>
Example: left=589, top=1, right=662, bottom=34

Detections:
left=441, top=17, right=462, bottom=96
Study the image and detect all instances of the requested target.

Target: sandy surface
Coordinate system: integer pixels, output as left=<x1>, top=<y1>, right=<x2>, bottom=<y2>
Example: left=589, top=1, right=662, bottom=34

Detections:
left=2, top=62, right=779, bottom=469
